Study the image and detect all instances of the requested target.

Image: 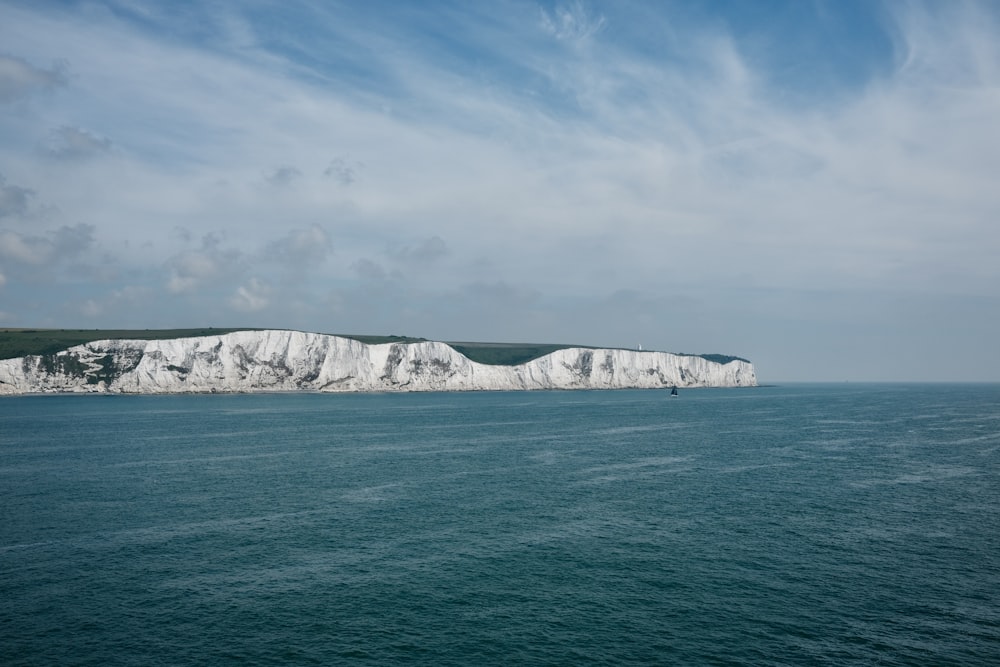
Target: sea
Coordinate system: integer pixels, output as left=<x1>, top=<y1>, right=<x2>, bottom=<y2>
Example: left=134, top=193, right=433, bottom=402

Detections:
left=1, top=384, right=998, bottom=665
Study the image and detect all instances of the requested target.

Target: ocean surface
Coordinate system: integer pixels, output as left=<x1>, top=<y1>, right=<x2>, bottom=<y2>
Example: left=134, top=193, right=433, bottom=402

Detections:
left=2, top=384, right=998, bottom=665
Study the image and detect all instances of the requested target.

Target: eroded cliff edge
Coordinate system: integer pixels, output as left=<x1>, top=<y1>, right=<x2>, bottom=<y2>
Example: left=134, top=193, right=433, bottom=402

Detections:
left=0, top=330, right=757, bottom=394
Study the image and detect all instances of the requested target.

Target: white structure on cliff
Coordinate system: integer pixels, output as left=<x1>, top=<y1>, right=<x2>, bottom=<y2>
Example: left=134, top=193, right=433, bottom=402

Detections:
left=0, top=330, right=757, bottom=395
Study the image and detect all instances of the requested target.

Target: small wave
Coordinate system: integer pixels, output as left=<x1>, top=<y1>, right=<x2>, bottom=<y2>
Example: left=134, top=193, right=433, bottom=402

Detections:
left=851, top=465, right=979, bottom=488
left=341, top=483, right=406, bottom=503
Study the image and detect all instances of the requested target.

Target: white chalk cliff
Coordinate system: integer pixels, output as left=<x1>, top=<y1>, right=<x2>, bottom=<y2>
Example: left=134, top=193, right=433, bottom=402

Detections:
left=0, top=330, right=757, bottom=395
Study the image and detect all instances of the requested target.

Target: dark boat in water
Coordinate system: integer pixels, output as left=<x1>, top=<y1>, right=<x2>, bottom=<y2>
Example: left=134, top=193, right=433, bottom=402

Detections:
left=670, top=386, right=678, bottom=397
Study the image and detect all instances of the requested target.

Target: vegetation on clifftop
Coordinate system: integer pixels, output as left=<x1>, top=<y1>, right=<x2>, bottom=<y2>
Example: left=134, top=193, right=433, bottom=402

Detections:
left=445, top=342, right=588, bottom=366
left=687, top=353, right=751, bottom=365
left=0, top=328, right=257, bottom=361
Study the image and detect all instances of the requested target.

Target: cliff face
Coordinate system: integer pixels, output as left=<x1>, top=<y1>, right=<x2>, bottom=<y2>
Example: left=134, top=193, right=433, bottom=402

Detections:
left=0, top=330, right=757, bottom=395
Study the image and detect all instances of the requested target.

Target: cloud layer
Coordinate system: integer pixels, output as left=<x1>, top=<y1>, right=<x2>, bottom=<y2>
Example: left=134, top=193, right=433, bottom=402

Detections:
left=1, top=0, right=998, bottom=380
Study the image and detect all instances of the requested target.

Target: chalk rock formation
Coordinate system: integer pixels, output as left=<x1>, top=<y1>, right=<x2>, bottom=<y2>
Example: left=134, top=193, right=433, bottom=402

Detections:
left=0, top=330, right=757, bottom=394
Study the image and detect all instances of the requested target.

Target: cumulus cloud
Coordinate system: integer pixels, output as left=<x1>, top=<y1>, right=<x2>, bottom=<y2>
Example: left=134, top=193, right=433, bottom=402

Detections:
left=172, top=226, right=193, bottom=244
left=265, top=224, right=331, bottom=266
left=45, top=125, right=113, bottom=160
left=70, top=285, right=153, bottom=321
left=265, top=165, right=301, bottom=187
left=0, top=174, right=34, bottom=219
left=351, top=258, right=390, bottom=283
left=0, top=54, right=67, bottom=103
left=51, top=223, right=95, bottom=255
left=324, top=157, right=361, bottom=186
left=230, top=277, right=270, bottom=311
left=0, top=223, right=95, bottom=265
left=389, top=235, right=449, bottom=264
left=165, top=233, right=242, bottom=293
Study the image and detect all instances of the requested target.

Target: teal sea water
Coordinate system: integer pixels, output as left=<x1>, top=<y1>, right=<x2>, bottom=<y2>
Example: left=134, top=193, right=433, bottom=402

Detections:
left=2, top=384, right=999, bottom=665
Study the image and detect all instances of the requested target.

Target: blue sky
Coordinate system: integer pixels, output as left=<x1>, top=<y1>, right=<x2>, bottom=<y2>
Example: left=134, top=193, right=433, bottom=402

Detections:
left=1, top=0, right=999, bottom=381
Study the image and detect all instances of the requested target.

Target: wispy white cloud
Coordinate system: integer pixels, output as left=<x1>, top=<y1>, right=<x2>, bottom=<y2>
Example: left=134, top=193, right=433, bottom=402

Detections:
left=230, top=277, right=271, bottom=312
left=540, top=1, right=606, bottom=43
left=44, top=125, right=112, bottom=160
left=0, top=53, right=67, bottom=103
left=165, top=233, right=242, bottom=294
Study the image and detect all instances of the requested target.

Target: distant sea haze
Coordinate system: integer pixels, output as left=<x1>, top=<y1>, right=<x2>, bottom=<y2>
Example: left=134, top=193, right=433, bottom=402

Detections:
left=2, top=383, right=998, bottom=664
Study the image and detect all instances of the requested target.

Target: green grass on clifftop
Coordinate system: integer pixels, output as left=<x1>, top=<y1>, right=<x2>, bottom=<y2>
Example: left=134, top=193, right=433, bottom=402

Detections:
left=0, top=328, right=258, bottom=360
left=444, top=342, right=586, bottom=366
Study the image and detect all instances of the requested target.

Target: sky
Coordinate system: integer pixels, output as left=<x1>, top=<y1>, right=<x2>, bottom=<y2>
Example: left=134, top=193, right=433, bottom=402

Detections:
left=1, top=0, right=999, bottom=382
